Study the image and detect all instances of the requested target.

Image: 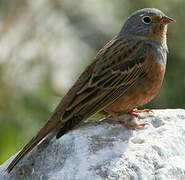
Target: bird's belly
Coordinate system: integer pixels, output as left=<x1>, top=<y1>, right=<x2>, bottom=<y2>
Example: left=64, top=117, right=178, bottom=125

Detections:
left=103, top=63, right=165, bottom=114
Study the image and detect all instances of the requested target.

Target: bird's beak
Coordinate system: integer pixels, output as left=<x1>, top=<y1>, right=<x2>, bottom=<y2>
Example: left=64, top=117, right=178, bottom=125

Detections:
left=161, top=16, right=176, bottom=25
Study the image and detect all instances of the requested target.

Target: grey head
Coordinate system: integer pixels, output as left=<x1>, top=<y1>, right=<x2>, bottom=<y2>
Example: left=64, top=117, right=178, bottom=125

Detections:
left=119, top=8, right=175, bottom=43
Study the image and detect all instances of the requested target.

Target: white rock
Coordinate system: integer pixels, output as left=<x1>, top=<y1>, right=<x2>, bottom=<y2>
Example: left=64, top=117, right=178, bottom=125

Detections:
left=1, top=109, right=185, bottom=180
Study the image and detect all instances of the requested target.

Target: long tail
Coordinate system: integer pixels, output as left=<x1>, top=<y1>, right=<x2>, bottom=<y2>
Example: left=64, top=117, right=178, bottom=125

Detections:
left=6, top=119, right=62, bottom=173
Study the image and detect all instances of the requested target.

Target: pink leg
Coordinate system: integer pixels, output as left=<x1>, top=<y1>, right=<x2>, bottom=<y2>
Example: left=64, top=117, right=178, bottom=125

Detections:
left=128, top=109, right=151, bottom=117
left=130, top=109, right=151, bottom=113
left=114, top=116, right=147, bottom=130
left=104, top=110, right=147, bottom=130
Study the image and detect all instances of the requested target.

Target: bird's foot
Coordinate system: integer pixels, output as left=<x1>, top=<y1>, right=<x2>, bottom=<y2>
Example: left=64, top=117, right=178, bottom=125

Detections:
left=105, top=116, right=148, bottom=130
left=128, top=109, right=152, bottom=117
left=115, top=117, right=147, bottom=130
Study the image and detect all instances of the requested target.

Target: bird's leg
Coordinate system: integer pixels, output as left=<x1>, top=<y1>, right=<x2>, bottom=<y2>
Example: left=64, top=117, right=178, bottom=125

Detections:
left=103, top=110, right=146, bottom=130
left=131, top=109, right=151, bottom=113
left=128, top=109, right=151, bottom=117
left=126, top=109, right=150, bottom=127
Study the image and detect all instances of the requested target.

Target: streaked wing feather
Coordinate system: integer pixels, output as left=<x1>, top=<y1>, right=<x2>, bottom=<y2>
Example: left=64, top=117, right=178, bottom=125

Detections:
left=75, top=60, right=147, bottom=119
left=61, top=36, right=148, bottom=122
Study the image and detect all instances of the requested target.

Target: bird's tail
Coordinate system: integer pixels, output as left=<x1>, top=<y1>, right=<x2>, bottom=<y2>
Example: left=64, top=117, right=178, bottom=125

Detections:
left=6, top=119, right=62, bottom=173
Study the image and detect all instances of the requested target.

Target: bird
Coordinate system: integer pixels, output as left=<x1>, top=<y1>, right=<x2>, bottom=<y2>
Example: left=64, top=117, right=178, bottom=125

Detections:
left=6, top=8, right=175, bottom=173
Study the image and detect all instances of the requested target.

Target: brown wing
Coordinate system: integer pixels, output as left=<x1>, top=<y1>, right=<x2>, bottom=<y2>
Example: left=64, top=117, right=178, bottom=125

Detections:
left=56, top=36, right=150, bottom=138
left=6, top=36, right=150, bottom=172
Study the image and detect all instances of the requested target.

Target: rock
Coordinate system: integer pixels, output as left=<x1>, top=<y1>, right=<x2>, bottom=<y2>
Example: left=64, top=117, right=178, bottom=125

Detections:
left=1, top=109, right=185, bottom=180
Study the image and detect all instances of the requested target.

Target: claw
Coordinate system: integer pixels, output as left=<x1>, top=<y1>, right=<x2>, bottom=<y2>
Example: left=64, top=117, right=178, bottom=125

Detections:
left=130, top=109, right=151, bottom=113
left=126, top=122, right=148, bottom=130
left=104, top=116, right=148, bottom=130
left=128, top=109, right=152, bottom=117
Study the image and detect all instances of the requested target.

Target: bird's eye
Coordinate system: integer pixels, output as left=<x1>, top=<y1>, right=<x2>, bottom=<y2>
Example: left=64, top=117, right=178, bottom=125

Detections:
left=142, top=16, right=152, bottom=24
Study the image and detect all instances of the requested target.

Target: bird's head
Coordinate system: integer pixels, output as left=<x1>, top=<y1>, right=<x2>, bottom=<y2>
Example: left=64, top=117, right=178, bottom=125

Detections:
left=120, top=8, right=175, bottom=43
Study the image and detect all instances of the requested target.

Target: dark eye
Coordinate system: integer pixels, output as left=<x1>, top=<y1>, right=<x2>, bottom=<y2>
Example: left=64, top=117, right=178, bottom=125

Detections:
left=142, top=16, right=152, bottom=24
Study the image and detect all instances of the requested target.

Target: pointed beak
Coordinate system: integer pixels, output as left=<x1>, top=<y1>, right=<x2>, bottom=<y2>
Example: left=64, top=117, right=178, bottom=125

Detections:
left=161, top=16, right=176, bottom=25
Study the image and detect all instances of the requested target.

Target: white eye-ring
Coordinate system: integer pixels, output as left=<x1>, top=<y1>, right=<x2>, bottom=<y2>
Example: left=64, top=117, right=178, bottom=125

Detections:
left=142, top=16, right=152, bottom=24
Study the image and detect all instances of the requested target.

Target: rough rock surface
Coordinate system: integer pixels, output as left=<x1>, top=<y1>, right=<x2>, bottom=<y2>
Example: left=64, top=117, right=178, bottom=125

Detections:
left=1, top=109, right=185, bottom=180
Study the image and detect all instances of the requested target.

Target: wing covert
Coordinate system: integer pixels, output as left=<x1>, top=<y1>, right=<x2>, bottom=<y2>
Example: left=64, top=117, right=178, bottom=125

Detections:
left=61, top=36, right=150, bottom=122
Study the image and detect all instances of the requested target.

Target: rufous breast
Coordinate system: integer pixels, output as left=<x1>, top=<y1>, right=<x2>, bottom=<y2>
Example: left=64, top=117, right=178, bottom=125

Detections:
left=103, top=52, right=166, bottom=115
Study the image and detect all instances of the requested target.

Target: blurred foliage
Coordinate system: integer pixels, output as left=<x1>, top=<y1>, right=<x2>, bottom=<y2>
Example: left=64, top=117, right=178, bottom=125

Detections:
left=0, top=0, right=184, bottom=163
